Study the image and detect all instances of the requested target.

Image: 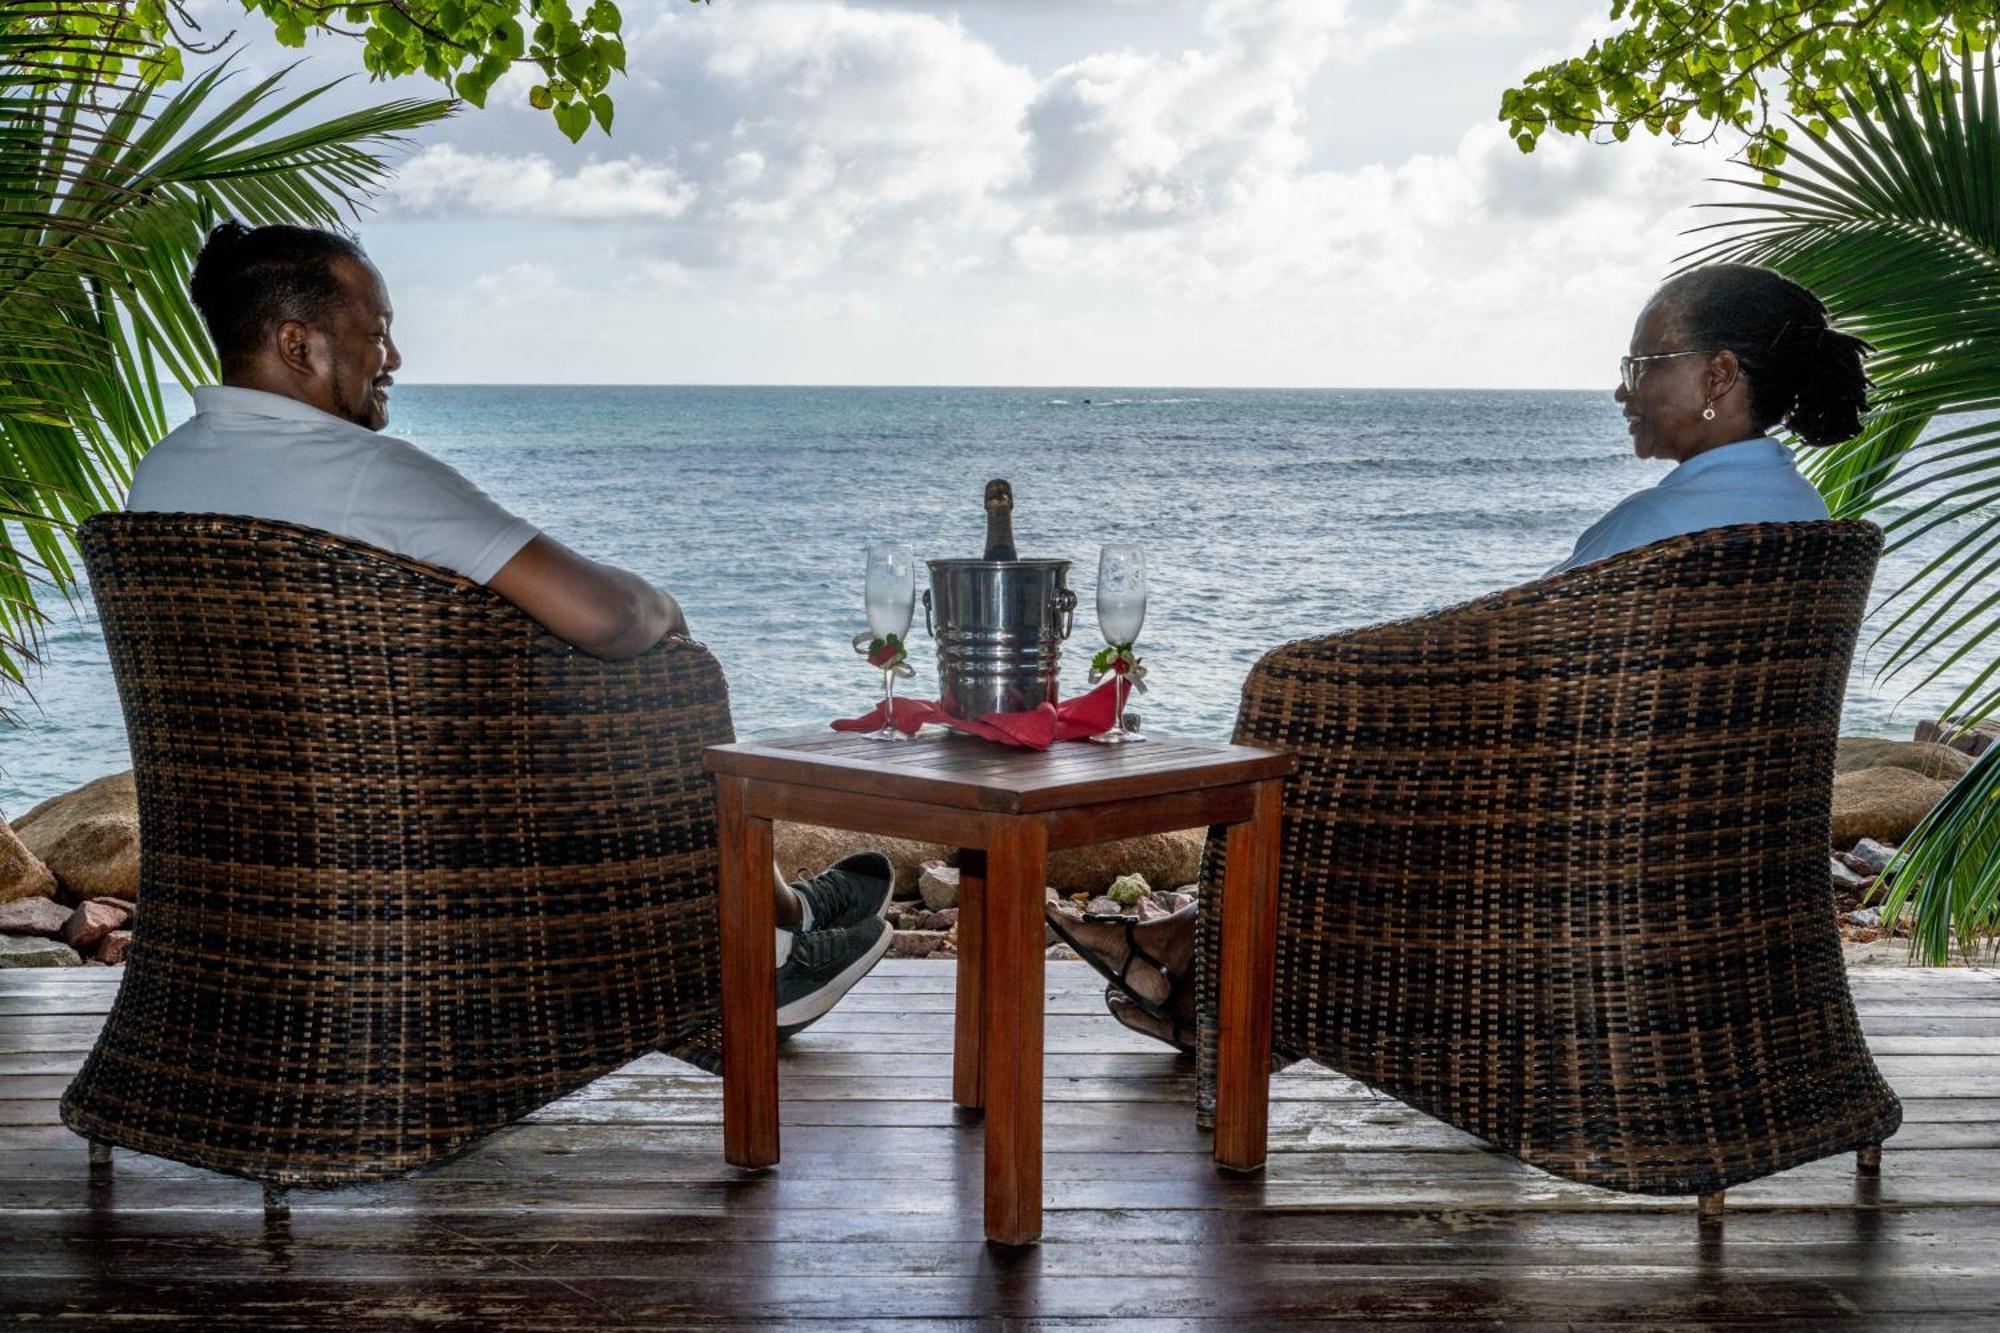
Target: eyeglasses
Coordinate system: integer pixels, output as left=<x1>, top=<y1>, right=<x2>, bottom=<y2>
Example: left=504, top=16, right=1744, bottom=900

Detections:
left=1619, top=349, right=1716, bottom=393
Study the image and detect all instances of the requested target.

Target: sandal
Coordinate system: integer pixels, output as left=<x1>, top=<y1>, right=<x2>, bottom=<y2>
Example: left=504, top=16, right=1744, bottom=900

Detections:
left=1045, top=908, right=1176, bottom=1023
left=1105, top=990, right=1195, bottom=1055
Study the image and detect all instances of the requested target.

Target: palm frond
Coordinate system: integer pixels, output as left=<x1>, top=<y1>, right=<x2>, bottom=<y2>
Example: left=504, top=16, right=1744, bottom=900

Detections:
left=1879, top=745, right=2000, bottom=964
left=0, top=17, right=453, bottom=700
left=1689, top=46, right=2000, bottom=952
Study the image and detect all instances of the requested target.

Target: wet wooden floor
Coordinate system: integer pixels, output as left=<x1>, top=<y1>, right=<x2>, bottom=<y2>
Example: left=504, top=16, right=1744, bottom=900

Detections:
left=2, top=960, right=1996, bottom=1328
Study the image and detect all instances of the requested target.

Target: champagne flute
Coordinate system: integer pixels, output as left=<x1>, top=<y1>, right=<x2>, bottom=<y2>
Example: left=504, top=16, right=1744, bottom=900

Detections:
left=861, top=541, right=916, bottom=743
left=1088, top=543, right=1147, bottom=744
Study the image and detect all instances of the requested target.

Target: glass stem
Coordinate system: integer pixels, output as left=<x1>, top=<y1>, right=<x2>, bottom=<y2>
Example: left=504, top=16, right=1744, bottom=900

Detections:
left=1113, top=665, right=1126, bottom=734
left=883, top=668, right=896, bottom=729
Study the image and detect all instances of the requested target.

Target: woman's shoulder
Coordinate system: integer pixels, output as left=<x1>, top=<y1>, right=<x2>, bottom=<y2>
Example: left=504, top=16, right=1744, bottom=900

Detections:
left=1549, top=486, right=1688, bottom=574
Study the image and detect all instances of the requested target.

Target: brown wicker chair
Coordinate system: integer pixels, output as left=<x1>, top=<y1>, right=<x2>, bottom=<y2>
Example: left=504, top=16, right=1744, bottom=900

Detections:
left=61, top=513, right=733, bottom=1200
left=1195, top=520, right=1902, bottom=1208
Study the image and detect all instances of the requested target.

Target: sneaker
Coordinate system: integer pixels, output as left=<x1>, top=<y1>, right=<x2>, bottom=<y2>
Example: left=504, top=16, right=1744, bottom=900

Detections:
left=777, top=916, right=892, bottom=1039
left=791, top=852, right=895, bottom=931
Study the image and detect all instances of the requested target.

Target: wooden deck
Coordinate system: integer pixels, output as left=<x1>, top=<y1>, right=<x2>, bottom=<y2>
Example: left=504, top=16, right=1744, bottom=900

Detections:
left=3, top=959, right=1997, bottom=1328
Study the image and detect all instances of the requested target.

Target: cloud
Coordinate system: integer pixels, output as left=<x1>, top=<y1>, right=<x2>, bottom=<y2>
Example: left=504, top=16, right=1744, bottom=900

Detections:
left=996, top=0, right=1715, bottom=318
left=359, top=0, right=1742, bottom=385
left=1020, top=0, right=1345, bottom=231
left=602, top=2, right=1036, bottom=279
left=1337, top=0, right=1523, bottom=61
left=389, top=145, right=697, bottom=221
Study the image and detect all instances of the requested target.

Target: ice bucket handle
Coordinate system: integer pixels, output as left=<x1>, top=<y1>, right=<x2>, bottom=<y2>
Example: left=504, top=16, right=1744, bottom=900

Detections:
left=922, top=587, right=933, bottom=638
left=1056, top=586, right=1077, bottom=640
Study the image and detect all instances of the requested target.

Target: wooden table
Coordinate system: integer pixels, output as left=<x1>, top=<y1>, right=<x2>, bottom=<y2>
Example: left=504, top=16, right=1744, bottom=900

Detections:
left=703, top=730, right=1295, bottom=1245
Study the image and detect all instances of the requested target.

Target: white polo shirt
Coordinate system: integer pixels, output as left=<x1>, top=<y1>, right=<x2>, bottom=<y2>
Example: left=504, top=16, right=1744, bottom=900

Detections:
left=127, top=385, right=538, bottom=585
left=1552, top=436, right=1830, bottom=574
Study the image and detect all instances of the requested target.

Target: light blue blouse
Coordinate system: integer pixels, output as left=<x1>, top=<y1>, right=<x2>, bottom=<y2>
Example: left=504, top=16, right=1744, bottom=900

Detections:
left=1551, top=437, right=1829, bottom=574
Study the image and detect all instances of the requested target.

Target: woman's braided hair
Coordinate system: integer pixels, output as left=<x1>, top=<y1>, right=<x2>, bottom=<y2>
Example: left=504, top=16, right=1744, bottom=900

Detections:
left=1654, top=263, right=1873, bottom=448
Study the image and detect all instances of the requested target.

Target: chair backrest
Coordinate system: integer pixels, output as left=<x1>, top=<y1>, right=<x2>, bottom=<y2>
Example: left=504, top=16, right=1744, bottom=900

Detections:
left=62, top=512, right=734, bottom=1186
left=1197, top=520, right=1902, bottom=1193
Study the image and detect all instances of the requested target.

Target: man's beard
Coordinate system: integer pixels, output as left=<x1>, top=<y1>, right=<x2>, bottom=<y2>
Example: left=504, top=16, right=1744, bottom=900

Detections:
left=332, top=375, right=386, bottom=430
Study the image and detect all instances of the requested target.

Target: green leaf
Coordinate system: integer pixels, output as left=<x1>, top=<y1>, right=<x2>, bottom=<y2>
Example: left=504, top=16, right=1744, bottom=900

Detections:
left=553, top=99, right=590, bottom=142
left=454, top=65, right=494, bottom=108
left=591, top=92, right=613, bottom=133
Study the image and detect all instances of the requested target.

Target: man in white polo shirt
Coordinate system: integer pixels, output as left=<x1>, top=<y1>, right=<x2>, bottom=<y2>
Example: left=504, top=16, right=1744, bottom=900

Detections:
left=127, top=221, right=889, bottom=1037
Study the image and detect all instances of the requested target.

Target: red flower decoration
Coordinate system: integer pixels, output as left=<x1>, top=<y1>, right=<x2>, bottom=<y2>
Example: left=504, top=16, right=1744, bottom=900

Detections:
left=868, top=641, right=900, bottom=668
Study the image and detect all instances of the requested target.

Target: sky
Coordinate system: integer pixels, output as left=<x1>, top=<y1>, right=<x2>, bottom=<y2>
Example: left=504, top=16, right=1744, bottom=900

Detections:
left=182, top=0, right=1755, bottom=388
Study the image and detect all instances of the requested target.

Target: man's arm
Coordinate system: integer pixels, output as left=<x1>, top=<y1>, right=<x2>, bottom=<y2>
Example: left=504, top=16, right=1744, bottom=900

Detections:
left=486, top=534, right=685, bottom=659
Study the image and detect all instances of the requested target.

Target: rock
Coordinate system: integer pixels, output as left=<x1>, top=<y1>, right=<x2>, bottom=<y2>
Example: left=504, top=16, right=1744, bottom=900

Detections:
left=1855, top=927, right=1882, bottom=944
left=918, top=863, right=961, bottom=911
left=11, top=771, right=139, bottom=902
left=1151, top=890, right=1194, bottom=914
left=1837, top=736, right=1975, bottom=781
left=1830, top=857, right=1868, bottom=892
left=0, top=934, right=82, bottom=967
left=921, top=908, right=959, bottom=931
left=61, top=899, right=129, bottom=951
left=0, top=817, right=56, bottom=905
left=1135, top=897, right=1171, bottom=921
left=1106, top=874, right=1149, bottom=906
left=1085, top=896, right=1123, bottom=917
left=1836, top=851, right=1875, bottom=875
left=1916, top=717, right=2000, bottom=757
left=1845, top=907, right=1884, bottom=929
left=1849, top=838, right=1898, bottom=875
left=893, top=911, right=927, bottom=931
left=1046, top=828, right=1204, bottom=897
left=889, top=929, right=949, bottom=958
left=93, top=896, right=137, bottom=916
left=0, top=896, right=71, bottom=938
left=1831, top=767, right=1954, bottom=848
left=774, top=823, right=950, bottom=897
left=95, top=930, right=131, bottom=965
left=1047, top=943, right=1080, bottom=961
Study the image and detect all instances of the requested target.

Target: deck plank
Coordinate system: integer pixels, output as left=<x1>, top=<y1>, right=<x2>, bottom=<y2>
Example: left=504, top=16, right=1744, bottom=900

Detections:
left=0, top=959, right=1993, bottom=1325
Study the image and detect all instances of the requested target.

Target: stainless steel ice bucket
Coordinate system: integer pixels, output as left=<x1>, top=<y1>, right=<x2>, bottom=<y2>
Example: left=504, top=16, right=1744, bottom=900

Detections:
left=923, top=559, right=1077, bottom=718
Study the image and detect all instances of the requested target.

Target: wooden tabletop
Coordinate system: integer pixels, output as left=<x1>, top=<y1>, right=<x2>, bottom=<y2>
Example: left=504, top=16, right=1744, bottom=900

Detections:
left=704, top=730, right=1294, bottom=815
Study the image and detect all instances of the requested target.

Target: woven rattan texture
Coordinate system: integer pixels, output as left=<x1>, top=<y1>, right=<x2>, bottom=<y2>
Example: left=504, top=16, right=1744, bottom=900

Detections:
left=1194, top=521, right=1902, bottom=1196
left=60, top=513, right=734, bottom=1187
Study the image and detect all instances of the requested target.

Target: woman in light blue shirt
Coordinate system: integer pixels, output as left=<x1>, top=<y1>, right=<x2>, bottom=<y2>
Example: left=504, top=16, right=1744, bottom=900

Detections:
left=1051, top=263, right=1878, bottom=1056
left=1553, top=262, right=1873, bottom=573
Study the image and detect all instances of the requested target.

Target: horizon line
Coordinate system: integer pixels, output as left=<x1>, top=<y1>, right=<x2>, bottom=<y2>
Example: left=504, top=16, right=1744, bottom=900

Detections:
left=290, top=382, right=1618, bottom=394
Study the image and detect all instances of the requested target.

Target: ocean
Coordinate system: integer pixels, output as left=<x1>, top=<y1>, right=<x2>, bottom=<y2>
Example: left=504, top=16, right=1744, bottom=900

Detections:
left=0, top=385, right=1976, bottom=815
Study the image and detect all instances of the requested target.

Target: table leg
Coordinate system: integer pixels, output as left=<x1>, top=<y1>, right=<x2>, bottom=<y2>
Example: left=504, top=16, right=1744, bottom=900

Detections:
left=716, top=775, right=779, bottom=1169
left=983, top=817, right=1047, bottom=1245
left=1215, top=779, right=1282, bottom=1172
left=952, top=848, right=987, bottom=1110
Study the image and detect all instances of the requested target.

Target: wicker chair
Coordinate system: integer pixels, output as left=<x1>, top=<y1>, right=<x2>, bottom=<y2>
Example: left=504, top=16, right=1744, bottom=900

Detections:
left=61, top=513, right=733, bottom=1202
left=1195, top=520, right=1903, bottom=1210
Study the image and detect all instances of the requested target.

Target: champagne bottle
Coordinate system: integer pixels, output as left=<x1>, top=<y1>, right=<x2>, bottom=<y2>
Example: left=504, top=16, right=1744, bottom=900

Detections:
left=982, top=478, right=1018, bottom=561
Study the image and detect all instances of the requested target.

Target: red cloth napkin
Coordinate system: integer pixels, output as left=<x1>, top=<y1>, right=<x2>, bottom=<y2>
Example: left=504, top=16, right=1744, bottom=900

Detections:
left=833, top=677, right=1127, bottom=749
